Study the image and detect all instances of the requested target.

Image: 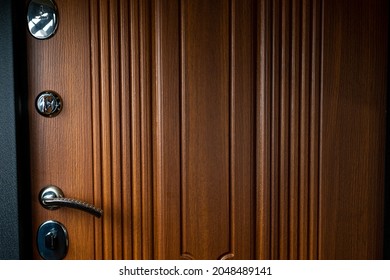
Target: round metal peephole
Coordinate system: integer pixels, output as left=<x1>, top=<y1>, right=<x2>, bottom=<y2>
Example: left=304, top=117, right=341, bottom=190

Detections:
left=27, top=0, right=59, bottom=40
left=35, top=91, right=63, bottom=117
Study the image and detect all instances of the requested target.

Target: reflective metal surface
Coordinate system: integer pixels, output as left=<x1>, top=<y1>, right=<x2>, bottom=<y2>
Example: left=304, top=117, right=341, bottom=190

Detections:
left=39, top=185, right=103, bottom=218
left=27, top=0, right=58, bottom=39
left=35, top=91, right=62, bottom=117
left=39, top=185, right=64, bottom=210
left=37, top=220, right=68, bottom=260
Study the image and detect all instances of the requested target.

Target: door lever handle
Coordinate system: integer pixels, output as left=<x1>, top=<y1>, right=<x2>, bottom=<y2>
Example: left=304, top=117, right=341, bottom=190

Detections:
left=39, top=186, right=103, bottom=218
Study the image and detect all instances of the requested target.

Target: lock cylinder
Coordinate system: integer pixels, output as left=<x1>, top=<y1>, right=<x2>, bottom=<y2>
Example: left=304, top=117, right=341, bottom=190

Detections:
left=37, top=220, right=68, bottom=260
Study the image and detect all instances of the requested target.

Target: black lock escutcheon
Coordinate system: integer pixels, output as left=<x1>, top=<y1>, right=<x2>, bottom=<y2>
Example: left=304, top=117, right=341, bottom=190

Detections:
left=37, top=220, right=68, bottom=260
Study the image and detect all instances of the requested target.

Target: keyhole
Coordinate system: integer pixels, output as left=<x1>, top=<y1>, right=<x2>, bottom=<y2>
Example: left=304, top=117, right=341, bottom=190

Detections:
left=45, top=228, right=58, bottom=250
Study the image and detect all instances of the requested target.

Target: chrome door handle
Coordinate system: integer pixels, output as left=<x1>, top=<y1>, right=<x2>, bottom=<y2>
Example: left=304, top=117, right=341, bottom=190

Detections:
left=39, top=186, right=103, bottom=218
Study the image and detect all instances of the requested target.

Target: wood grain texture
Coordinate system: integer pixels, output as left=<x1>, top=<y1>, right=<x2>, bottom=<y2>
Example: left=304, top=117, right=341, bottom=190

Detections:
left=90, top=0, right=154, bottom=259
left=27, top=0, right=388, bottom=259
left=319, top=0, right=388, bottom=259
left=28, top=0, right=95, bottom=259
left=153, top=0, right=256, bottom=260
left=181, top=0, right=231, bottom=259
left=256, top=0, right=322, bottom=259
left=152, top=0, right=182, bottom=260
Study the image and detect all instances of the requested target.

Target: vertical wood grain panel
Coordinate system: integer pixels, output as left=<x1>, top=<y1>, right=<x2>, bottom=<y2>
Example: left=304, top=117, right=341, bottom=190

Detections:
left=258, top=0, right=322, bottom=259
left=129, top=0, right=142, bottom=259
left=120, top=0, right=132, bottom=260
left=270, top=0, right=281, bottom=259
left=109, top=0, right=124, bottom=259
left=180, top=0, right=230, bottom=259
left=279, top=0, right=290, bottom=259
left=230, top=0, right=256, bottom=259
left=28, top=0, right=387, bottom=260
left=33, top=0, right=261, bottom=260
left=180, top=0, right=189, bottom=259
left=152, top=0, right=256, bottom=260
left=152, top=0, right=182, bottom=260
left=299, top=0, right=310, bottom=260
left=309, top=0, right=321, bottom=260
left=99, top=0, right=113, bottom=259
left=28, top=0, right=95, bottom=259
left=91, top=0, right=115, bottom=259
left=139, top=0, right=154, bottom=259
left=90, top=0, right=103, bottom=259
left=289, top=0, right=300, bottom=260
left=320, top=0, right=387, bottom=259
left=256, top=0, right=272, bottom=260
left=90, top=0, right=154, bottom=259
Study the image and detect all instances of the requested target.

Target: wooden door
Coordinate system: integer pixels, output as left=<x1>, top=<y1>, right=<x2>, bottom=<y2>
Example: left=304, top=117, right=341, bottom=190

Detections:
left=26, top=0, right=388, bottom=259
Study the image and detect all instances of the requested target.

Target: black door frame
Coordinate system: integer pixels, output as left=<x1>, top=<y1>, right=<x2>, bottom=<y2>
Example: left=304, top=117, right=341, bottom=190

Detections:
left=0, top=0, right=31, bottom=259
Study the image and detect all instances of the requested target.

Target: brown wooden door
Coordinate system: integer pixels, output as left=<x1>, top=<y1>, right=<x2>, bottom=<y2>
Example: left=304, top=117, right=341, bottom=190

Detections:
left=26, top=0, right=388, bottom=259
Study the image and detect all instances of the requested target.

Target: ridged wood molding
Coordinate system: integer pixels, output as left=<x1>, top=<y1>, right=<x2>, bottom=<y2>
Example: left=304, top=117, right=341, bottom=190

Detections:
left=90, top=0, right=154, bottom=259
left=27, top=0, right=387, bottom=260
left=257, top=0, right=322, bottom=260
left=88, top=0, right=323, bottom=259
left=100, top=0, right=388, bottom=260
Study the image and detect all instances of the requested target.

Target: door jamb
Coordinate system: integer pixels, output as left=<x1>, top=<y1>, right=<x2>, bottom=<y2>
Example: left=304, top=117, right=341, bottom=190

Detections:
left=0, top=0, right=32, bottom=259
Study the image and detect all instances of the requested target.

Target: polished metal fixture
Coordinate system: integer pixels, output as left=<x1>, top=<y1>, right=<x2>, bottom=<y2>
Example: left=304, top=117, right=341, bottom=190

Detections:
left=37, top=220, right=68, bottom=260
left=27, top=0, right=58, bottom=39
left=35, top=91, right=62, bottom=117
left=39, top=185, right=103, bottom=218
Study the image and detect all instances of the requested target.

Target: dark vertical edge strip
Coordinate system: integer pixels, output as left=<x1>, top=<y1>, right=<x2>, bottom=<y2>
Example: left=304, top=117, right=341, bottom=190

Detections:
left=317, top=0, right=323, bottom=259
left=130, top=0, right=142, bottom=259
left=120, top=0, right=133, bottom=260
left=0, top=0, right=25, bottom=259
left=311, top=0, right=322, bottom=259
left=383, top=0, right=390, bottom=260
left=259, top=0, right=272, bottom=260
left=118, top=0, right=124, bottom=259
left=179, top=0, right=191, bottom=259
left=13, top=0, right=32, bottom=260
left=279, top=0, right=290, bottom=259
left=110, top=0, right=123, bottom=259
left=90, top=0, right=103, bottom=259
left=139, top=0, right=154, bottom=259
left=103, top=0, right=113, bottom=259
left=299, top=0, right=310, bottom=260
left=229, top=0, right=236, bottom=258
left=108, top=0, right=114, bottom=259
left=117, top=0, right=125, bottom=259
left=179, top=0, right=184, bottom=259
left=107, top=0, right=115, bottom=259
left=89, top=0, right=96, bottom=259
left=289, top=0, right=300, bottom=259
left=139, top=0, right=144, bottom=259
left=270, top=0, right=280, bottom=259
left=255, top=0, right=261, bottom=259
left=152, top=0, right=163, bottom=259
